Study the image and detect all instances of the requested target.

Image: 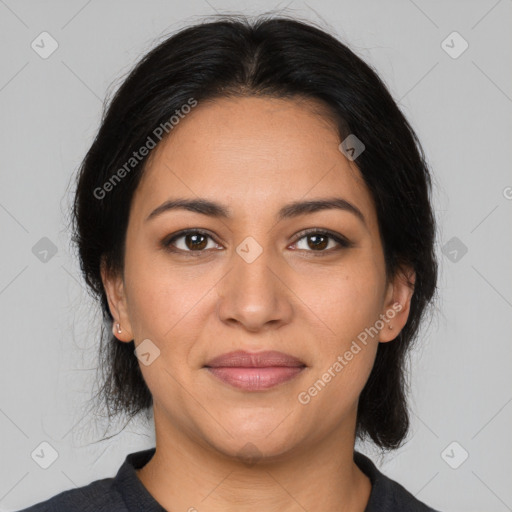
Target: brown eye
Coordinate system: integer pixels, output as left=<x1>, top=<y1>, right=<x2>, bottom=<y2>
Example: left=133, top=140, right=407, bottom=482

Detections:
left=291, top=229, right=352, bottom=253
left=182, top=233, right=208, bottom=250
left=163, top=229, right=221, bottom=254
left=305, top=233, right=329, bottom=250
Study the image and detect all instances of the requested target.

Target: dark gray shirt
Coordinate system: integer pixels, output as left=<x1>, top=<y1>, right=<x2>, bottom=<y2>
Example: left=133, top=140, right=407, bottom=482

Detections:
left=17, top=448, right=440, bottom=511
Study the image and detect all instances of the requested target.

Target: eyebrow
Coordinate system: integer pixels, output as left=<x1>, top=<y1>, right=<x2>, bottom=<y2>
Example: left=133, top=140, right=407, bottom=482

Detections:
left=145, top=196, right=366, bottom=225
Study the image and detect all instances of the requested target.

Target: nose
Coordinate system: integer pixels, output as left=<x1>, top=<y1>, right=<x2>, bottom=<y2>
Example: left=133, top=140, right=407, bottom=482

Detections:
left=215, top=242, right=294, bottom=333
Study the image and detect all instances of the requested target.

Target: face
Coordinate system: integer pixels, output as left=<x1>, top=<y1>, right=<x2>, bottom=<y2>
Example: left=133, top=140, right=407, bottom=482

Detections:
left=102, top=96, right=414, bottom=461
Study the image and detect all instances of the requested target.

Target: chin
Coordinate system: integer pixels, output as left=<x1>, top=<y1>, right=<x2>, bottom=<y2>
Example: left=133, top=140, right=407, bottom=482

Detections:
left=200, top=420, right=305, bottom=465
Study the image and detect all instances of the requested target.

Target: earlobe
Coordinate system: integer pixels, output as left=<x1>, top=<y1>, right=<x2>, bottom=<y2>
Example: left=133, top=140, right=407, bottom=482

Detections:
left=112, top=321, right=122, bottom=336
left=379, top=266, right=415, bottom=343
left=100, top=258, right=134, bottom=342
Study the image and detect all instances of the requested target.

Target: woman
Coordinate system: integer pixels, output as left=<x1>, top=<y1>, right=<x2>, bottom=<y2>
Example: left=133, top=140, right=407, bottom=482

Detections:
left=20, top=14, right=440, bottom=512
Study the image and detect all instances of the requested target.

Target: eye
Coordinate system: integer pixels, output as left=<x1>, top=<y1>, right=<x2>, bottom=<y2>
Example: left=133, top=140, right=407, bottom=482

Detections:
left=162, top=228, right=352, bottom=256
left=162, top=229, right=222, bottom=254
left=290, top=229, right=352, bottom=254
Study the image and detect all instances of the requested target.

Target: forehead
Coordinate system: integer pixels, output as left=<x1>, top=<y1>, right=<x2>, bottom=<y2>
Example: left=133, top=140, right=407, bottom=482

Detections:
left=132, top=96, right=376, bottom=227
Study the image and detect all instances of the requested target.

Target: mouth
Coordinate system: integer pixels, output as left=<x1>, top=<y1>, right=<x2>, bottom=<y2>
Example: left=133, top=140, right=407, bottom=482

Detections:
left=203, top=350, right=307, bottom=391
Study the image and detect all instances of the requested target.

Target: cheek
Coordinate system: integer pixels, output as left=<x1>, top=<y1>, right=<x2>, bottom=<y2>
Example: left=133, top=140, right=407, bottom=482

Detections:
left=122, top=262, right=206, bottom=404
left=291, top=259, right=384, bottom=401
left=295, top=269, right=381, bottom=422
left=123, top=251, right=218, bottom=365
left=294, top=260, right=385, bottom=344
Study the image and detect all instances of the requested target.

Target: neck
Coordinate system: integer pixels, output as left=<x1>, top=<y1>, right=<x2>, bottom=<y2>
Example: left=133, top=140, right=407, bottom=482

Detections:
left=136, top=406, right=371, bottom=512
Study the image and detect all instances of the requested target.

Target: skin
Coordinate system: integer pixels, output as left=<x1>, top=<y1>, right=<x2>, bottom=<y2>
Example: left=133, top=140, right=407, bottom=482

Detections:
left=101, top=96, right=415, bottom=512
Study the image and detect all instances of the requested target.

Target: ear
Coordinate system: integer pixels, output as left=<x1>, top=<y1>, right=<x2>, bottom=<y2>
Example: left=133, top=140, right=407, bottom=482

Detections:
left=378, top=265, right=415, bottom=343
left=100, top=257, right=134, bottom=343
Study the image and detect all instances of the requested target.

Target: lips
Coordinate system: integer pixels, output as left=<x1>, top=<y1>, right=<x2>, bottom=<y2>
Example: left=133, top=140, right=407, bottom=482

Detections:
left=204, top=350, right=306, bottom=368
left=204, top=350, right=306, bottom=391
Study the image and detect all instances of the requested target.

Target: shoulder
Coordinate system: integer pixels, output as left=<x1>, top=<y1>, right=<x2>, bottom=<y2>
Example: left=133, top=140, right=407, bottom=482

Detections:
left=15, top=448, right=159, bottom=512
left=354, top=451, right=442, bottom=512
left=14, top=476, right=126, bottom=512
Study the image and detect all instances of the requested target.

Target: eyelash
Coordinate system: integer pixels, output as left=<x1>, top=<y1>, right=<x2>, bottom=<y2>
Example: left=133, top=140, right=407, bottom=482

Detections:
left=162, top=228, right=353, bottom=257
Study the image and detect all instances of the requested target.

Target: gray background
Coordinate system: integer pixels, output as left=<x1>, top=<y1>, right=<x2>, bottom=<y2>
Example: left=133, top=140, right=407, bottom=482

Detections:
left=1, top=1, right=511, bottom=511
